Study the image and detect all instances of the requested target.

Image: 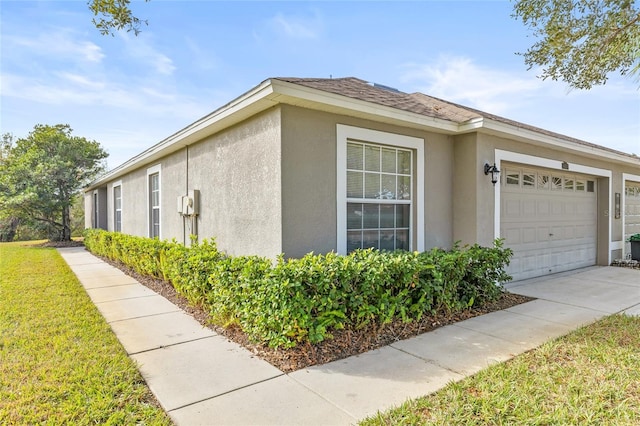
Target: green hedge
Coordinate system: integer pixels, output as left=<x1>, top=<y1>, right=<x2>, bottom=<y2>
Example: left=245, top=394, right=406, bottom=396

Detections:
left=84, top=229, right=512, bottom=348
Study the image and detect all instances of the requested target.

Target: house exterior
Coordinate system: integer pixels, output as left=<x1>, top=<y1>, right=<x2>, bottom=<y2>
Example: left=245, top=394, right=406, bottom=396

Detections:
left=85, top=77, right=640, bottom=281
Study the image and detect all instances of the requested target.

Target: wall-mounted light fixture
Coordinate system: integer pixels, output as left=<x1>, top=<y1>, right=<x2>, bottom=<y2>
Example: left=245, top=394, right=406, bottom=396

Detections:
left=484, top=163, right=500, bottom=186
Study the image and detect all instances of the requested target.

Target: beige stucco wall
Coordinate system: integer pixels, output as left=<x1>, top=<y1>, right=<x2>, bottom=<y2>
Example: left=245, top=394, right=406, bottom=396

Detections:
left=159, top=150, right=188, bottom=242
left=119, top=167, right=149, bottom=238
left=84, top=192, right=93, bottom=229
left=280, top=106, right=337, bottom=257
left=452, top=133, right=482, bottom=246
left=85, top=99, right=639, bottom=267
left=187, top=107, right=283, bottom=257
left=280, top=105, right=455, bottom=257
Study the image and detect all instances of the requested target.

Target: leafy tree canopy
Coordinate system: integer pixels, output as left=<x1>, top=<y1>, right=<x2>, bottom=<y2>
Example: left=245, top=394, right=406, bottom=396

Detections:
left=88, top=0, right=149, bottom=36
left=0, top=124, right=108, bottom=241
left=513, top=0, right=640, bottom=89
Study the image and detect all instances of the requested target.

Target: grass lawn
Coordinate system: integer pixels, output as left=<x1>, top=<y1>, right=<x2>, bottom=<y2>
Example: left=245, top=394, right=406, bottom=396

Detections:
left=361, top=314, right=640, bottom=425
left=0, top=242, right=172, bottom=425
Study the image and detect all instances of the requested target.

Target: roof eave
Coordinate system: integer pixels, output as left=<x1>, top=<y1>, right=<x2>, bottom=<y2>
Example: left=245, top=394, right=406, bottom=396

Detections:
left=86, top=78, right=462, bottom=190
left=86, top=78, right=279, bottom=190
left=269, top=79, right=460, bottom=134
left=461, top=117, right=640, bottom=166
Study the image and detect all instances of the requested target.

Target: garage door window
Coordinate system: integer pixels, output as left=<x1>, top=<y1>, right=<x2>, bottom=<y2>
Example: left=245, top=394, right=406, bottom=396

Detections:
left=505, top=168, right=595, bottom=193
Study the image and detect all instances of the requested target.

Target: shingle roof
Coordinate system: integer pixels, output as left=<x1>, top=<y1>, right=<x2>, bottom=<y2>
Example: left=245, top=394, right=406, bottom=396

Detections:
left=273, top=77, right=637, bottom=159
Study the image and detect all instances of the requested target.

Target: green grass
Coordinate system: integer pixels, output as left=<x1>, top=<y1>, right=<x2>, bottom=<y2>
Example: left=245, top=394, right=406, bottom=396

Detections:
left=361, top=314, right=640, bottom=425
left=0, top=242, right=172, bottom=425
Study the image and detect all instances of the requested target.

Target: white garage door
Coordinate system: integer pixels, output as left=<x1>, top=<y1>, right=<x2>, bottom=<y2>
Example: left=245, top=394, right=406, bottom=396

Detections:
left=625, top=182, right=640, bottom=256
left=501, top=164, right=597, bottom=281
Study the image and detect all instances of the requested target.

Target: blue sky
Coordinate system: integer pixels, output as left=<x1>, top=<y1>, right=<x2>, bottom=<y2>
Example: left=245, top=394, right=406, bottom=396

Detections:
left=2, top=0, right=639, bottom=169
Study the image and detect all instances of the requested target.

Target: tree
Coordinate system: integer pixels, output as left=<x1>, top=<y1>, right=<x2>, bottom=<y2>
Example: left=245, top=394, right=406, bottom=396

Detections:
left=0, top=125, right=107, bottom=241
left=88, top=0, right=150, bottom=36
left=513, top=0, right=640, bottom=89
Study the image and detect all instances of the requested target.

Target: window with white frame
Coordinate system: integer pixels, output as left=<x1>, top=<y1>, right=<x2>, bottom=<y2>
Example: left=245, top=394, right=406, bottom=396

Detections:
left=346, top=142, right=412, bottom=251
left=337, top=125, right=424, bottom=254
left=113, top=185, right=122, bottom=232
left=147, top=166, right=161, bottom=238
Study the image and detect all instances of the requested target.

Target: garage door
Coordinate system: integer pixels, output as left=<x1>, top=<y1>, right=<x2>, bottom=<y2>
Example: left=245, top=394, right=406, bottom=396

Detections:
left=625, top=182, right=640, bottom=256
left=501, top=164, right=597, bottom=281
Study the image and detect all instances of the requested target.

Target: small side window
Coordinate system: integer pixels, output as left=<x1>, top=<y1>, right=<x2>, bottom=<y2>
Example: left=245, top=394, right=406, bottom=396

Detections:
left=587, top=180, right=595, bottom=193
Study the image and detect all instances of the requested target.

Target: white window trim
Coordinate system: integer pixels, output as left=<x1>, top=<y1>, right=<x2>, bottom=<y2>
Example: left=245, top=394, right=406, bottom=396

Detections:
left=493, top=150, right=612, bottom=263
left=146, top=164, right=161, bottom=239
left=110, top=180, right=122, bottom=232
left=622, top=173, right=640, bottom=258
left=337, top=124, right=424, bottom=254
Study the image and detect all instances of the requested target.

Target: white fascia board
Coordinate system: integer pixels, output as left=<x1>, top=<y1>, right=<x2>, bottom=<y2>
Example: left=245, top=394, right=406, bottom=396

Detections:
left=270, top=79, right=460, bottom=134
left=479, top=117, right=640, bottom=167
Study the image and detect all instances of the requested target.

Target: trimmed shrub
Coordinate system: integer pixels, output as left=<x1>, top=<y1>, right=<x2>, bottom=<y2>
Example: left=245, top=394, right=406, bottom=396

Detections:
left=83, top=229, right=512, bottom=348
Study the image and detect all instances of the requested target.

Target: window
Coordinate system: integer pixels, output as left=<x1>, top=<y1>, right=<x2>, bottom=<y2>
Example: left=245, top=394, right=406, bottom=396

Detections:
left=147, top=165, right=161, bottom=238
left=93, top=192, right=99, bottom=228
left=523, top=173, right=535, bottom=187
left=538, top=175, right=550, bottom=189
left=506, top=171, right=520, bottom=186
left=564, top=178, right=574, bottom=191
left=346, top=142, right=412, bottom=251
left=113, top=185, right=122, bottom=232
left=337, top=125, right=424, bottom=254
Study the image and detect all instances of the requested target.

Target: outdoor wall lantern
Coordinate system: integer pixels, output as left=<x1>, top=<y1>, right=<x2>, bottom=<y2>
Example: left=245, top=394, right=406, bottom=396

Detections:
left=484, top=163, right=500, bottom=186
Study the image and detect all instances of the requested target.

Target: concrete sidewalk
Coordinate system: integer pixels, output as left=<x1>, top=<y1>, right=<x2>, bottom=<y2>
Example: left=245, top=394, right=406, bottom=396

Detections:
left=58, top=247, right=640, bottom=426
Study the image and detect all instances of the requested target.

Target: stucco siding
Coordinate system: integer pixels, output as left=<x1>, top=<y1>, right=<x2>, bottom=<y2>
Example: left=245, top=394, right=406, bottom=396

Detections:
left=280, top=106, right=338, bottom=257
left=121, top=168, right=149, bottom=238
left=188, top=107, right=282, bottom=257
left=84, top=192, right=93, bottom=229
left=424, top=132, right=454, bottom=249
left=280, top=105, right=456, bottom=256
left=452, top=133, right=480, bottom=246
left=160, top=151, right=187, bottom=242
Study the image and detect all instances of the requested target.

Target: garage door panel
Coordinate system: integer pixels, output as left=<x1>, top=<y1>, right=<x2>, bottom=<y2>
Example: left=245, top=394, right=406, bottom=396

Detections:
left=537, top=200, right=550, bottom=215
left=501, top=165, right=597, bottom=281
left=522, top=227, right=536, bottom=243
left=522, top=199, right=536, bottom=216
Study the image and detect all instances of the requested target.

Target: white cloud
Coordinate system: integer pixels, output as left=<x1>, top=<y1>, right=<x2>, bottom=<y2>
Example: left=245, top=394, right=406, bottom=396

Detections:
left=6, top=30, right=105, bottom=64
left=401, top=55, right=543, bottom=114
left=57, top=72, right=106, bottom=90
left=120, top=33, right=176, bottom=76
left=398, top=55, right=640, bottom=154
left=1, top=70, right=206, bottom=121
left=184, top=37, right=217, bottom=71
left=268, top=11, right=323, bottom=39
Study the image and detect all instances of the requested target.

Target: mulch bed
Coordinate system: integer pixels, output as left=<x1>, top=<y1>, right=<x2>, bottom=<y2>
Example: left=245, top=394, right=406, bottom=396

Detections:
left=35, top=240, right=86, bottom=248
left=56, top=243, right=534, bottom=373
left=611, top=259, right=640, bottom=269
